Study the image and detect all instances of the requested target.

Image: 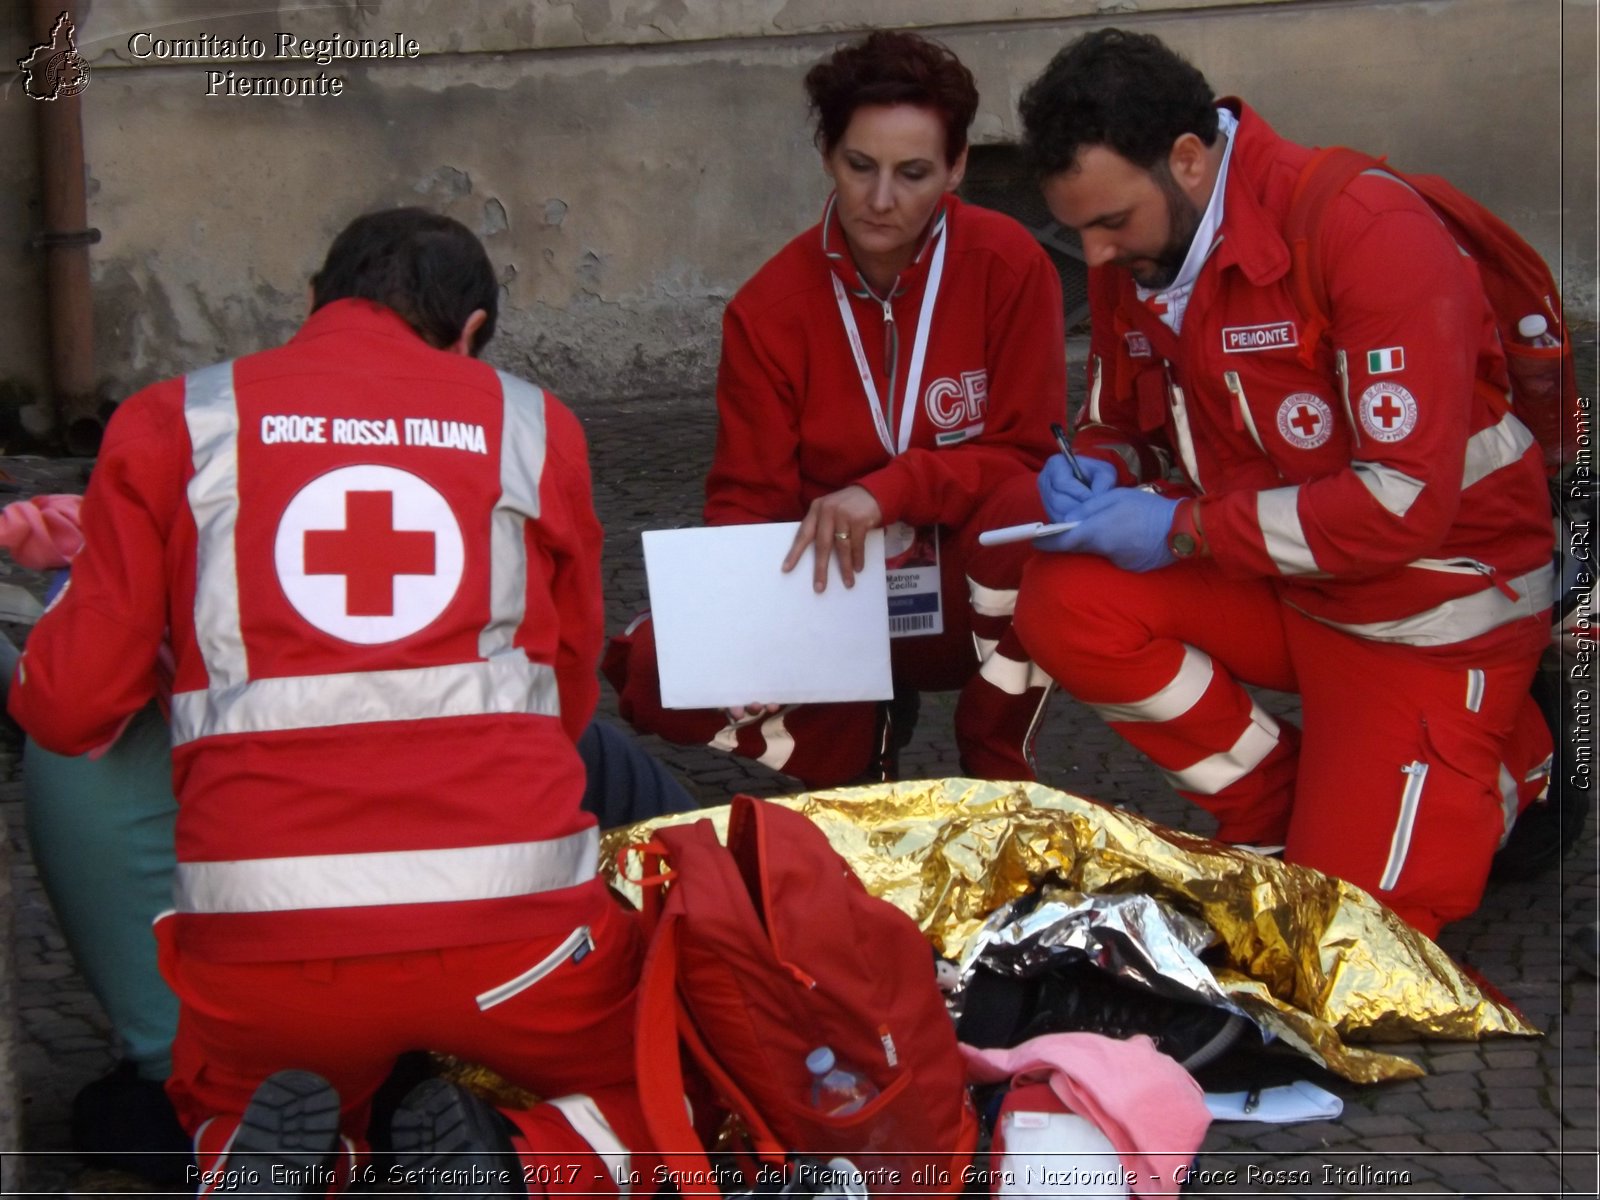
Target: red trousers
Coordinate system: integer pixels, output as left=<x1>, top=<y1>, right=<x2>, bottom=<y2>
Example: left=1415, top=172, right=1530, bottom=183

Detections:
left=604, top=474, right=1053, bottom=787
left=1014, top=554, right=1552, bottom=937
left=158, top=894, right=653, bottom=1196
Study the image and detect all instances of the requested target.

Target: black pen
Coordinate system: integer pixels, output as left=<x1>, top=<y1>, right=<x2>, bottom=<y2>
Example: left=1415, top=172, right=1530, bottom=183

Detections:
left=1050, top=422, right=1092, bottom=488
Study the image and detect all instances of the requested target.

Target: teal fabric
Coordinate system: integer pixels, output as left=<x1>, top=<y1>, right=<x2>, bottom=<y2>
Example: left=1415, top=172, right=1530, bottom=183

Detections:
left=23, top=703, right=178, bottom=1082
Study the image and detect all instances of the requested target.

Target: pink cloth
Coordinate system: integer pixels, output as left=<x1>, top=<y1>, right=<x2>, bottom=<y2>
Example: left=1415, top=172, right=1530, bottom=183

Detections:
left=962, top=1034, right=1211, bottom=1197
left=0, top=492, right=159, bottom=756
left=0, top=494, right=83, bottom=569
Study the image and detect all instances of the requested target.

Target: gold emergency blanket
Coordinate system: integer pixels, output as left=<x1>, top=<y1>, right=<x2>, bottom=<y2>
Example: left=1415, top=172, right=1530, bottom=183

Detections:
left=601, top=778, right=1536, bottom=1084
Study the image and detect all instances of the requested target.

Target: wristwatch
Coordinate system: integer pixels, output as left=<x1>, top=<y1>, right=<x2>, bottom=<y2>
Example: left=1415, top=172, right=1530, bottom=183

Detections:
left=1167, top=498, right=1205, bottom=559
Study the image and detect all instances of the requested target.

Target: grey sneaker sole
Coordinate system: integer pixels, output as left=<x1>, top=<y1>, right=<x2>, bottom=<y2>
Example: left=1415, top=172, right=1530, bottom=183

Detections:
left=226, top=1069, right=342, bottom=1197
left=390, top=1079, right=526, bottom=1198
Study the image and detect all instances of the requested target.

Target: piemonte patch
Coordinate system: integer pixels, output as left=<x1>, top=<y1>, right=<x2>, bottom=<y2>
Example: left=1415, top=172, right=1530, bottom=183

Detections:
left=1221, top=321, right=1298, bottom=353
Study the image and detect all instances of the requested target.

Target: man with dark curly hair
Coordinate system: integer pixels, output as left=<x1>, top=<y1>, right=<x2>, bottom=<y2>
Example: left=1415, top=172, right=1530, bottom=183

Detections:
left=1011, top=29, right=1554, bottom=938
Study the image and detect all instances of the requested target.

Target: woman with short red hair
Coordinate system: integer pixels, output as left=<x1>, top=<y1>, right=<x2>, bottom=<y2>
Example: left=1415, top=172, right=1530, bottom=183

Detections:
left=608, top=30, right=1068, bottom=785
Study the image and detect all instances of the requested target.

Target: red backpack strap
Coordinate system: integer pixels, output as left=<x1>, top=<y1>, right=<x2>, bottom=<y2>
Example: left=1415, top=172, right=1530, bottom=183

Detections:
left=635, top=913, right=725, bottom=1194
left=634, top=886, right=786, bottom=1194
left=1284, top=146, right=1384, bottom=368
left=625, top=838, right=674, bottom=934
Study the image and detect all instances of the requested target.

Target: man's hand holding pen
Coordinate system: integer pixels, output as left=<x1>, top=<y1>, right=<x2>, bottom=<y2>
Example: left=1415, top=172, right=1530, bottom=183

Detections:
left=1039, top=446, right=1118, bottom=527
left=1036, top=425, right=1181, bottom=570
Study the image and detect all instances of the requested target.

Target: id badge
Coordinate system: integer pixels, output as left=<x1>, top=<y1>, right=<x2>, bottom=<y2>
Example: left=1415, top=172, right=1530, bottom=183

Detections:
left=884, top=522, right=942, bottom=638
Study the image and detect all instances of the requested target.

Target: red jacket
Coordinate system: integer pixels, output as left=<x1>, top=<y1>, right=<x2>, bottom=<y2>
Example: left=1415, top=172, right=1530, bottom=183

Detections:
left=9, top=301, right=608, bottom=961
left=1078, top=101, right=1552, bottom=658
left=705, top=193, right=1066, bottom=528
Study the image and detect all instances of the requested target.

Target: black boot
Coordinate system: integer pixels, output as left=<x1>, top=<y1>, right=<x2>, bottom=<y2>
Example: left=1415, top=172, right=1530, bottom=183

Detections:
left=223, top=1069, right=342, bottom=1197
left=390, top=1079, right=527, bottom=1198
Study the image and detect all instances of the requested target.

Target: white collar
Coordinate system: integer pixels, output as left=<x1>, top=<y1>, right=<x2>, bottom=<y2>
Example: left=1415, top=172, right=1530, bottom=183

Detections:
left=1136, top=106, right=1240, bottom=310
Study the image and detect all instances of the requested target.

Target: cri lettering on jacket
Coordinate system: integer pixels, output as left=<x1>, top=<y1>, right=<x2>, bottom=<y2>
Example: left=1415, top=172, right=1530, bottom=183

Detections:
left=925, top=369, right=987, bottom=445
left=259, top=414, right=489, bottom=454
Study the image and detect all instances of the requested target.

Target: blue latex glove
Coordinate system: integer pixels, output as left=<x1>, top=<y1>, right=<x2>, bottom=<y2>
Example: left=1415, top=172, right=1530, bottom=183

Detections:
left=1037, top=454, right=1117, bottom=525
left=1037, top=486, right=1179, bottom=572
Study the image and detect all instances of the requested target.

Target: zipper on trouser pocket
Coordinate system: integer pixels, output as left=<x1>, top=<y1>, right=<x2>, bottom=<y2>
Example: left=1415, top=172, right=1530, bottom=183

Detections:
left=1410, top=556, right=1521, bottom=600
left=475, top=924, right=594, bottom=1010
left=1379, top=762, right=1429, bottom=891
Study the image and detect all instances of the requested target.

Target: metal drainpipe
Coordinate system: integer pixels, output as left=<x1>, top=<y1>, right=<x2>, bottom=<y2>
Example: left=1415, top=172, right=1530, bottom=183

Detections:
left=30, top=0, right=103, bottom=456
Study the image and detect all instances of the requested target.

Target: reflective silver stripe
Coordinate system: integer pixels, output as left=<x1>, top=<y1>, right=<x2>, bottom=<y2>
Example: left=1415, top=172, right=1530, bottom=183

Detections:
left=1497, top=763, right=1518, bottom=847
left=1465, top=668, right=1485, bottom=714
left=756, top=709, right=796, bottom=771
left=1169, top=380, right=1202, bottom=489
left=1099, top=441, right=1144, bottom=479
left=169, top=658, right=559, bottom=745
left=1354, top=461, right=1426, bottom=518
left=978, top=650, right=1052, bottom=696
left=1224, top=371, right=1265, bottom=453
left=1308, top=565, right=1555, bottom=647
left=1256, top=487, right=1319, bottom=574
left=1087, top=354, right=1103, bottom=424
left=1092, top=645, right=1214, bottom=723
left=185, top=361, right=249, bottom=689
left=1075, top=425, right=1142, bottom=479
left=1462, top=414, right=1536, bottom=490
left=180, top=367, right=559, bottom=744
left=203, top=1118, right=239, bottom=1197
left=476, top=924, right=594, bottom=1010
left=547, top=1094, right=632, bottom=1196
left=481, top=372, right=546, bottom=662
left=968, top=578, right=1017, bottom=619
left=1163, top=705, right=1280, bottom=796
left=174, top=827, right=598, bottom=914
left=1022, top=680, right=1054, bottom=777
left=1379, top=762, right=1427, bottom=891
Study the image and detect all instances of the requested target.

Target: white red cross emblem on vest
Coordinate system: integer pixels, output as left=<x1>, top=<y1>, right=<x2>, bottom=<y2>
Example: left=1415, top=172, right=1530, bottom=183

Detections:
left=1357, top=381, right=1419, bottom=443
left=1276, top=392, right=1334, bottom=449
left=274, top=465, right=465, bottom=644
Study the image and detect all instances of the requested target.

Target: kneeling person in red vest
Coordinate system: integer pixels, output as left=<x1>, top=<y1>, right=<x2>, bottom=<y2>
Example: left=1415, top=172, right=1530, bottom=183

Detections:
left=1011, top=31, right=1555, bottom=939
left=9, top=208, right=656, bottom=1197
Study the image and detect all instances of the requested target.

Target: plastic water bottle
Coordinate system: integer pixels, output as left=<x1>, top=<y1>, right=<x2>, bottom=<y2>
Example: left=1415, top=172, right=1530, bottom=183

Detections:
left=1517, top=313, right=1561, bottom=348
left=1509, top=313, right=1566, bottom=472
left=806, top=1046, right=877, bottom=1115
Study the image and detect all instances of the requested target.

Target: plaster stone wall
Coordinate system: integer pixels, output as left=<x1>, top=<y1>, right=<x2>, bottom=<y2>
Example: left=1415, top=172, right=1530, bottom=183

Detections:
left=1, top=3, right=48, bottom=424
left=0, top=0, right=1592, bottom=425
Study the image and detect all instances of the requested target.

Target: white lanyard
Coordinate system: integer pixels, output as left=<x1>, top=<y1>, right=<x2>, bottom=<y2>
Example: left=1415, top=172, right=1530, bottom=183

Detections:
left=829, top=219, right=949, bottom=457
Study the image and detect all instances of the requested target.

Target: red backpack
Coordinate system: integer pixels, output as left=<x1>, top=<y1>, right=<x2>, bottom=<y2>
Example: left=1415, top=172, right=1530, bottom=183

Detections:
left=1284, top=146, right=1580, bottom=478
left=630, top=794, right=978, bottom=1195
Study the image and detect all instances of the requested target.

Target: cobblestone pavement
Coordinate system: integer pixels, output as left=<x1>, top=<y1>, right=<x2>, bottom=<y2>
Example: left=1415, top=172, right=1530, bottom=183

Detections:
left=1, top=391, right=1595, bottom=1196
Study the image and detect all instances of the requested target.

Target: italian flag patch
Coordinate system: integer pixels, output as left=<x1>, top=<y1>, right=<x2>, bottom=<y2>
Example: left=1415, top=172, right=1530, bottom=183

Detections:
left=1367, top=346, right=1404, bottom=374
